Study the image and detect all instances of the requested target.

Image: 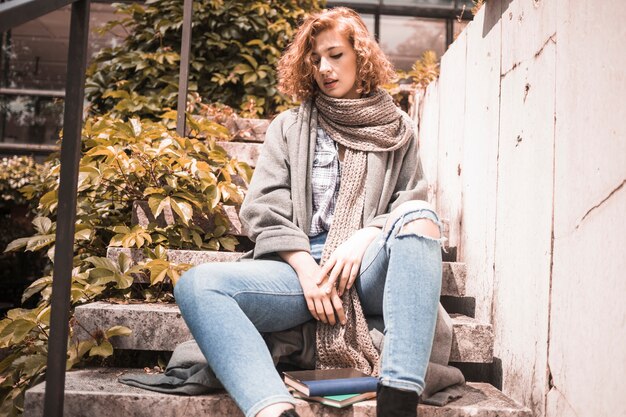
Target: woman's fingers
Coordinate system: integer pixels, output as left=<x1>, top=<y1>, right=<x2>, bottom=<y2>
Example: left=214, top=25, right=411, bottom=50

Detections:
left=325, top=259, right=346, bottom=293
left=337, top=263, right=352, bottom=296
left=305, top=296, right=319, bottom=321
left=312, top=287, right=343, bottom=326
left=347, top=262, right=360, bottom=291
left=316, top=258, right=335, bottom=284
left=322, top=297, right=336, bottom=325
left=315, top=298, right=327, bottom=323
left=306, top=288, right=345, bottom=326
left=331, top=290, right=346, bottom=325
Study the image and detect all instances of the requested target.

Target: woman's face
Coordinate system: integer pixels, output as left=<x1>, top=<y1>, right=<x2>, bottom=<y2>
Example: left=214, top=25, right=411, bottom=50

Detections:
left=311, top=28, right=360, bottom=99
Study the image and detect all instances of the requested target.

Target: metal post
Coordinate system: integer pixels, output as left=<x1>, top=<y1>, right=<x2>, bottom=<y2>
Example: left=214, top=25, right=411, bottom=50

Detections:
left=374, top=13, right=380, bottom=42
left=446, top=18, right=454, bottom=47
left=374, top=0, right=381, bottom=42
left=326, top=1, right=473, bottom=21
left=0, top=27, right=9, bottom=88
left=176, top=0, right=193, bottom=136
left=0, top=29, right=10, bottom=142
left=43, top=1, right=90, bottom=416
left=0, top=0, right=75, bottom=31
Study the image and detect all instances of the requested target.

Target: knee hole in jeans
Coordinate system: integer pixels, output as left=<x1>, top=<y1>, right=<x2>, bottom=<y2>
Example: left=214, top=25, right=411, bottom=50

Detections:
left=398, top=218, right=441, bottom=239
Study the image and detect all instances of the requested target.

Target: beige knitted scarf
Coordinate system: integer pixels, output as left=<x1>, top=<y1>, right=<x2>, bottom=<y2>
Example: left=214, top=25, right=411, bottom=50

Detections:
left=312, top=88, right=413, bottom=375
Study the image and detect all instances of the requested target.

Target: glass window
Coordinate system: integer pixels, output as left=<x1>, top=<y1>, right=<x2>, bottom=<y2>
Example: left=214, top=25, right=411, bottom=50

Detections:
left=379, top=15, right=445, bottom=71
left=4, top=10, right=69, bottom=90
left=0, top=94, right=64, bottom=147
left=360, top=14, right=376, bottom=39
left=454, top=19, right=469, bottom=39
left=0, top=4, right=127, bottom=149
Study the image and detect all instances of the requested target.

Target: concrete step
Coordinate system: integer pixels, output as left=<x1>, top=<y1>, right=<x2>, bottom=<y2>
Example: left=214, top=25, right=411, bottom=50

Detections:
left=73, top=302, right=493, bottom=363
left=195, top=115, right=268, bottom=143
left=23, top=368, right=532, bottom=417
left=132, top=201, right=244, bottom=236
left=106, top=248, right=467, bottom=298
left=217, top=141, right=262, bottom=167
left=224, top=117, right=268, bottom=143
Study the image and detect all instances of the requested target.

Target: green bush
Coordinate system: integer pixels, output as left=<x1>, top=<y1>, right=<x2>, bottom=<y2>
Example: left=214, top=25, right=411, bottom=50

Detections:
left=86, top=0, right=324, bottom=119
left=0, top=157, right=50, bottom=317
left=0, top=157, right=48, bottom=208
left=7, top=112, right=251, bottom=289
left=384, top=51, right=440, bottom=113
left=0, top=112, right=251, bottom=414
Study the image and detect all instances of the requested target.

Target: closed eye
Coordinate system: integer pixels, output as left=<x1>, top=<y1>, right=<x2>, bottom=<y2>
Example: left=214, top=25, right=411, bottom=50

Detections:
left=331, top=53, right=343, bottom=59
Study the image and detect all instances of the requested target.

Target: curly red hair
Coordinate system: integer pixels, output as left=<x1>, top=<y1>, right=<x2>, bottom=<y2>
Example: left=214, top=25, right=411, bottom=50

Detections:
left=278, top=7, right=395, bottom=101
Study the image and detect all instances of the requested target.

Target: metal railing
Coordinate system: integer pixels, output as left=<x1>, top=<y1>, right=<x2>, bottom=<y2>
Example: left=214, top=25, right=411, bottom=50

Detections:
left=0, top=0, right=193, bottom=416
left=0, top=87, right=66, bottom=97
left=0, top=142, right=60, bottom=154
left=327, top=0, right=473, bottom=45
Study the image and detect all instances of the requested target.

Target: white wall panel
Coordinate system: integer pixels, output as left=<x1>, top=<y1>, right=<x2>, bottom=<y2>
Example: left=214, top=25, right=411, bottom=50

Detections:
left=436, top=30, right=467, bottom=252
left=417, top=80, right=441, bottom=205
left=493, top=40, right=556, bottom=417
left=548, top=1, right=626, bottom=416
left=500, top=0, right=556, bottom=74
left=458, top=3, right=502, bottom=323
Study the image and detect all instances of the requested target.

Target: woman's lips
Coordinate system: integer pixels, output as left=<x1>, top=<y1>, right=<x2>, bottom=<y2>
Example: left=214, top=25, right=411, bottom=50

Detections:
left=324, top=80, right=338, bottom=89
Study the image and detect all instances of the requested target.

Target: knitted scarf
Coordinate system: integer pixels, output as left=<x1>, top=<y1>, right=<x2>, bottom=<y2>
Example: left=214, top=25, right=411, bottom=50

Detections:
left=312, top=88, right=413, bottom=375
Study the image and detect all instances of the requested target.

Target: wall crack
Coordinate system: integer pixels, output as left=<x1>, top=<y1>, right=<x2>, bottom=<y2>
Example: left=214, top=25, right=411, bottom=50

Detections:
left=548, top=383, right=582, bottom=417
left=534, top=34, right=557, bottom=59
left=576, top=179, right=626, bottom=229
left=501, top=33, right=557, bottom=78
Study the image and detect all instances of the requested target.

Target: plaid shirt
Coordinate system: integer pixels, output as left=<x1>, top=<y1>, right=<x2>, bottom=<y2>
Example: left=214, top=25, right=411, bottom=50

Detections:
left=309, top=127, right=341, bottom=236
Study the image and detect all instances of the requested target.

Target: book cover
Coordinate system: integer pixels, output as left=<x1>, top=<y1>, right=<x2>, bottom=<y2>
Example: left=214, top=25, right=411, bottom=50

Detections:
left=283, top=368, right=378, bottom=397
left=291, top=390, right=377, bottom=408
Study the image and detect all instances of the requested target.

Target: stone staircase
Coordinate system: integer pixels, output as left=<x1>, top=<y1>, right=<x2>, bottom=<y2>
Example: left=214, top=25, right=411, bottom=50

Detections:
left=22, top=119, right=532, bottom=417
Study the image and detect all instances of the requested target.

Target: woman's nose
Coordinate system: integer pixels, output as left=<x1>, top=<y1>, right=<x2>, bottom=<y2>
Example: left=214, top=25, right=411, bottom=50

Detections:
left=319, top=57, right=331, bottom=74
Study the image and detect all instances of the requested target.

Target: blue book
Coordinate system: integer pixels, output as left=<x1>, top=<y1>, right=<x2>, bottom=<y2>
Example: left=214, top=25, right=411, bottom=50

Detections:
left=283, top=368, right=378, bottom=397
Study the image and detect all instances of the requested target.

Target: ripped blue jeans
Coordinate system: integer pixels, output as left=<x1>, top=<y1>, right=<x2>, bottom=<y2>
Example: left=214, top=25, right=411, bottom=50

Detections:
left=174, top=208, right=442, bottom=417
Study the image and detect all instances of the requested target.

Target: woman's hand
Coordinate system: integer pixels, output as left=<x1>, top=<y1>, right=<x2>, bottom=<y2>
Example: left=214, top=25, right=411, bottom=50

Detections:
left=299, top=271, right=346, bottom=325
left=278, top=250, right=345, bottom=325
left=317, top=227, right=381, bottom=296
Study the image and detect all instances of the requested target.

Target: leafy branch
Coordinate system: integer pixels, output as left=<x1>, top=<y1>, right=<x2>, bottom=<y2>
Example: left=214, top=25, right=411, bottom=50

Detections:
left=0, top=112, right=251, bottom=415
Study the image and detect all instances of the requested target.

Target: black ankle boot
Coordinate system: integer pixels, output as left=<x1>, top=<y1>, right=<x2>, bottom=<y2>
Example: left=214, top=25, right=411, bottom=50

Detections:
left=376, top=383, right=419, bottom=417
left=279, top=409, right=300, bottom=417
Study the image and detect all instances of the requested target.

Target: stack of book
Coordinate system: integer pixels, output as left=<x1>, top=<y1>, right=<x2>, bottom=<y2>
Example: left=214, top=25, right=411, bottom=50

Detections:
left=283, top=368, right=378, bottom=408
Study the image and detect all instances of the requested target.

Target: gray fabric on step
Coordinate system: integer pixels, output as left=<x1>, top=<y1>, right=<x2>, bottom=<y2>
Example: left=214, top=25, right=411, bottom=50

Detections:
left=421, top=362, right=465, bottom=401
left=422, top=383, right=466, bottom=406
left=119, top=315, right=465, bottom=405
left=118, top=339, right=220, bottom=395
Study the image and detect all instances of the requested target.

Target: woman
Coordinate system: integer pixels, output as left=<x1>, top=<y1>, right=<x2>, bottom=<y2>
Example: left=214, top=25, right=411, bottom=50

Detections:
left=175, top=7, right=444, bottom=417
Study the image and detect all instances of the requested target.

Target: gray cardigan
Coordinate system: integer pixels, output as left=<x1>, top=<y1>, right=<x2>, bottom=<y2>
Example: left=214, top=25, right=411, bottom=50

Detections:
left=239, top=103, right=430, bottom=259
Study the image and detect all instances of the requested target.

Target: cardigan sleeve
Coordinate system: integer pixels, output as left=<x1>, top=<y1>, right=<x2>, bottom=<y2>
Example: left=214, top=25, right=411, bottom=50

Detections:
left=239, top=110, right=311, bottom=259
left=365, top=117, right=431, bottom=229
